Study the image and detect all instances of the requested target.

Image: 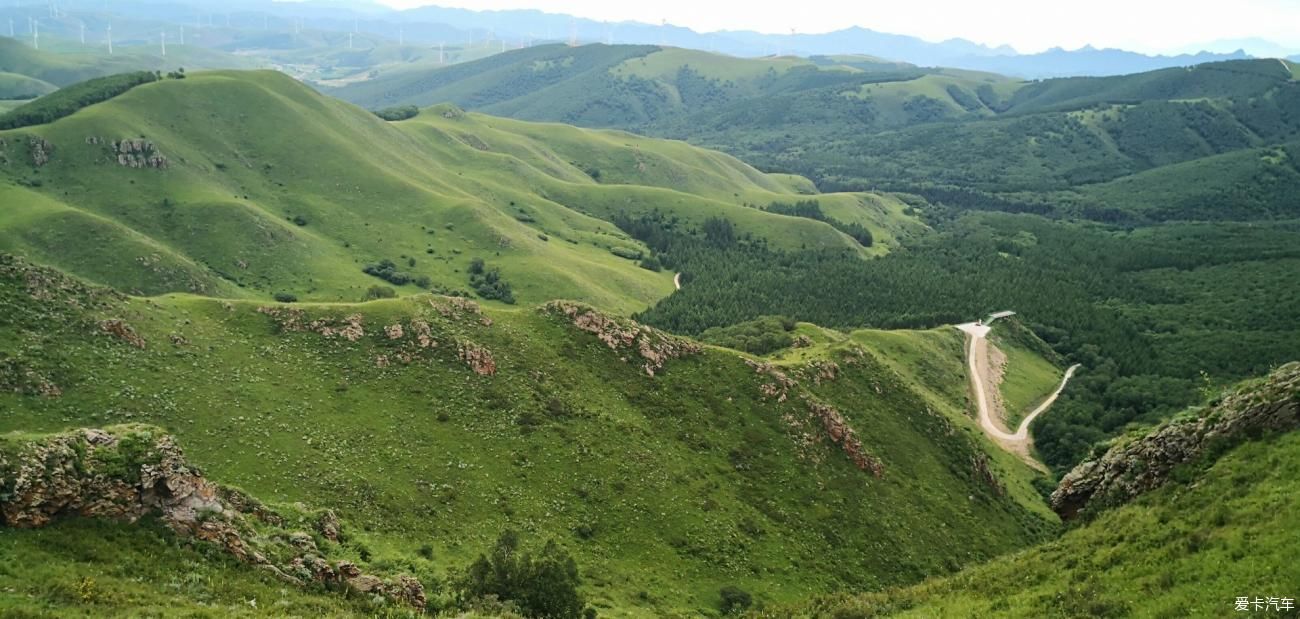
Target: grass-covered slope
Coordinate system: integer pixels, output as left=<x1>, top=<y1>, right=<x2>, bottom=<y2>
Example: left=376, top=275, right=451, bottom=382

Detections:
left=0, top=70, right=913, bottom=312
left=0, top=71, right=56, bottom=99
left=778, top=365, right=1300, bottom=618
left=0, top=70, right=159, bottom=129
left=0, top=37, right=255, bottom=87
left=0, top=254, right=1054, bottom=615
left=330, top=43, right=1012, bottom=131
left=989, top=320, right=1065, bottom=430
left=782, top=432, right=1300, bottom=618
left=335, top=46, right=1300, bottom=221
left=1076, top=141, right=1300, bottom=220
left=0, top=519, right=384, bottom=618
left=336, top=44, right=664, bottom=123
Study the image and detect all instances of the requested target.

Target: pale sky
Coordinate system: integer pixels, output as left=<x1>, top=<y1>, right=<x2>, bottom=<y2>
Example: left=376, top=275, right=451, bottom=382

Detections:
left=370, top=0, right=1300, bottom=54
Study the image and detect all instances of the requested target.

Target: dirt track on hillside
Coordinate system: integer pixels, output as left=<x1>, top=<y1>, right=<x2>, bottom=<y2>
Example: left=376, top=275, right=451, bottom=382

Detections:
left=960, top=322, right=1079, bottom=471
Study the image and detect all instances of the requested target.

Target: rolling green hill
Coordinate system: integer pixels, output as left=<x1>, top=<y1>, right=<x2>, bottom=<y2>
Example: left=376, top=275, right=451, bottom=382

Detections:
left=1075, top=141, right=1300, bottom=220
left=0, top=253, right=1056, bottom=616
left=0, top=37, right=257, bottom=87
left=334, top=46, right=1300, bottom=221
left=330, top=44, right=1013, bottom=132
left=327, top=45, right=1300, bottom=485
left=0, top=69, right=918, bottom=314
left=0, top=71, right=56, bottom=99
left=2, top=37, right=1297, bottom=619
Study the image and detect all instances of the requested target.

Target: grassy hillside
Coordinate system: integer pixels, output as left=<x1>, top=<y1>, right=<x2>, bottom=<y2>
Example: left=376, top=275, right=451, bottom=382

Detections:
left=0, top=254, right=1057, bottom=615
left=335, top=47, right=1300, bottom=222
left=777, top=370, right=1300, bottom=618
left=331, top=44, right=664, bottom=122
left=0, top=71, right=56, bottom=99
left=1076, top=141, right=1300, bottom=220
left=997, top=59, right=1295, bottom=114
left=0, top=37, right=256, bottom=87
left=330, top=44, right=1011, bottom=132
left=624, top=207, right=1300, bottom=475
left=732, top=59, right=1300, bottom=218
left=989, top=320, right=1065, bottom=430
left=0, top=519, right=386, bottom=618
left=0, top=70, right=914, bottom=313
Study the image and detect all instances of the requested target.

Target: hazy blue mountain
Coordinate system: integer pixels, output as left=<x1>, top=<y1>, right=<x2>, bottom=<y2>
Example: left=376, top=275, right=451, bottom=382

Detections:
left=712, top=26, right=1013, bottom=64
left=1189, top=38, right=1299, bottom=58
left=953, top=46, right=1252, bottom=78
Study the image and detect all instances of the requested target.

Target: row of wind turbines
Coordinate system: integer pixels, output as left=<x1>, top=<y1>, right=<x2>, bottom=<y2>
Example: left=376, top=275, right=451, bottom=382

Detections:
left=0, top=5, right=716, bottom=60
left=2, top=11, right=455, bottom=62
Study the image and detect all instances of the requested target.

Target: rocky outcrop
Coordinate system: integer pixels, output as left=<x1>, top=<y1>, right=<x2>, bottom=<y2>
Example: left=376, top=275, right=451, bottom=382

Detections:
left=544, top=301, right=702, bottom=377
left=28, top=137, right=52, bottom=166
left=970, top=453, right=1005, bottom=496
left=806, top=400, right=885, bottom=477
left=98, top=319, right=146, bottom=349
left=1, top=253, right=122, bottom=309
left=430, top=296, right=481, bottom=320
left=801, top=359, right=840, bottom=385
left=457, top=340, right=497, bottom=376
left=1052, top=362, right=1300, bottom=520
left=110, top=138, right=169, bottom=169
left=0, top=425, right=426, bottom=609
left=1, top=426, right=233, bottom=532
left=746, top=359, right=796, bottom=403
left=0, top=356, right=61, bottom=397
left=257, top=307, right=368, bottom=342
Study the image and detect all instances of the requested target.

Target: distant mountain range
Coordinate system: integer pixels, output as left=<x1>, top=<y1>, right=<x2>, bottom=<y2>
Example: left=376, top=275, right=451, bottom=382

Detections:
left=0, top=0, right=1289, bottom=78
left=371, top=5, right=1263, bottom=78
left=945, top=46, right=1252, bottom=79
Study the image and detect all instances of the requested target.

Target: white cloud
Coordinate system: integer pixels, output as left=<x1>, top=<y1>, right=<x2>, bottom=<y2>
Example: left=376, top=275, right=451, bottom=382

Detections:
left=370, top=0, right=1300, bottom=54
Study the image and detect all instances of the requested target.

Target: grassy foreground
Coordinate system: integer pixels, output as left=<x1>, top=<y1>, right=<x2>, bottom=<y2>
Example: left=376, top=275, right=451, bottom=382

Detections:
left=776, top=429, right=1300, bottom=618
left=0, top=255, right=1055, bottom=616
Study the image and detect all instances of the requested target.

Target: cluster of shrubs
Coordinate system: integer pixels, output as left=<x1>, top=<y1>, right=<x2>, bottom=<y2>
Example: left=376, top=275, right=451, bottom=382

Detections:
left=699, top=315, right=798, bottom=355
left=609, top=247, right=642, bottom=260
left=372, top=105, right=420, bottom=121
left=608, top=245, right=666, bottom=271
left=719, top=585, right=753, bottom=614
left=432, top=284, right=473, bottom=298
left=766, top=200, right=874, bottom=247
left=453, top=530, right=594, bottom=618
left=363, top=285, right=396, bottom=300
left=362, top=258, right=432, bottom=288
left=0, top=70, right=185, bottom=130
left=468, top=258, right=515, bottom=304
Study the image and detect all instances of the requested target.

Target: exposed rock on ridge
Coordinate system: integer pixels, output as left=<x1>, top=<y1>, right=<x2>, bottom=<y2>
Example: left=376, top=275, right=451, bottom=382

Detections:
left=0, top=425, right=426, bottom=608
left=544, top=301, right=702, bottom=376
left=1052, top=362, right=1300, bottom=520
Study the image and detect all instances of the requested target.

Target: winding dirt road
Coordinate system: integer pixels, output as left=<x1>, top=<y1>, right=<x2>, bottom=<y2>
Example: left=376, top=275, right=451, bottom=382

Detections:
left=958, top=320, right=1080, bottom=468
left=673, top=272, right=682, bottom=290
